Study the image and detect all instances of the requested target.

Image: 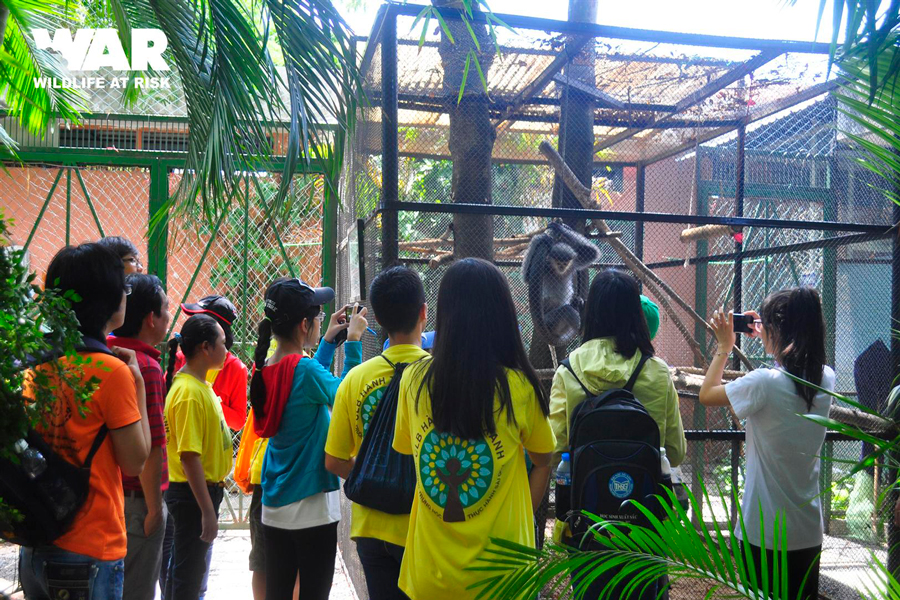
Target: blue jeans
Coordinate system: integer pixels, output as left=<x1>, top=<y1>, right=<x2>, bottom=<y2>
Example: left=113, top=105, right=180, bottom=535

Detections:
left=19, top=546, right=124, bottom=600
left=163, top=481, right=224, bottom=600
left=355, top=538, right=409, bottom=600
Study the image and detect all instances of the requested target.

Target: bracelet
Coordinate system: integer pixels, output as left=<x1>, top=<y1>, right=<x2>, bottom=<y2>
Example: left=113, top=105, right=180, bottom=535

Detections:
left=714, top=350, right=730, bottom=357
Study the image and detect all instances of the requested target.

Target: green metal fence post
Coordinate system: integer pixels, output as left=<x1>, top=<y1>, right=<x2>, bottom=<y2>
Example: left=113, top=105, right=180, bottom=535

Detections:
left=692, top=167, right=709, bottom=530
left=148, top=159, right=170, bottom=289
left=23, top=168, right=65, bottom=253
left=74, top=168, right=106, bottom=238
left=322, top=172, right=338, bottom=320
left=241, top=177, right=250, bottom=366
left=65, top=168, right=72, bottom=246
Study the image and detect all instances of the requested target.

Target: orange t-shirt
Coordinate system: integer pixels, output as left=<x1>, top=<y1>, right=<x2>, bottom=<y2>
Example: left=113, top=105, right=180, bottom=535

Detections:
left=31, top=352, right=141, bottom=561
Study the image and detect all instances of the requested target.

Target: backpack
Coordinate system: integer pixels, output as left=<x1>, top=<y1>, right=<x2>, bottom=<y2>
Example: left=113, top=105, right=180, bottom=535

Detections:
left=0, top=337, right=113, bottom=547
left=343, top=356, right=418, bottom=515
left=561, top=353, right=664, bottom=542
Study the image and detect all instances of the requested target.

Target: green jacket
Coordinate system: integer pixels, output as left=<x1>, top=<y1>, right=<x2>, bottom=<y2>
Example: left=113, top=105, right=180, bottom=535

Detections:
left=549, top=338, right=687, bottom=467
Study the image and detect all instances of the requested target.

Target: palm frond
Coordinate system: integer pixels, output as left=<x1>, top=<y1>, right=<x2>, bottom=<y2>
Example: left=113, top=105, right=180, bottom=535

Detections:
left=0, top=0, right=88, bottom=146
left=470, top=481, right=797, bottom=600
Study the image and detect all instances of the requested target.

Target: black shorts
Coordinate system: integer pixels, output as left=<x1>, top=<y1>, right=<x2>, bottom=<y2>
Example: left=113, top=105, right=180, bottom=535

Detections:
left=248, top=486, right=266, bottom=572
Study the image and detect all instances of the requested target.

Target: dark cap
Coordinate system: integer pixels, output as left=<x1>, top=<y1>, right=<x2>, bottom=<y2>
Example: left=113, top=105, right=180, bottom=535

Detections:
left=264, top=279, right=334, bottom=325
left=182, top=295, right=237, bottom=327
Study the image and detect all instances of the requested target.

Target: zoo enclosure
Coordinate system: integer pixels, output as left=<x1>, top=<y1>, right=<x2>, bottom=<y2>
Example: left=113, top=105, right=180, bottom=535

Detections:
left=336, top=4, right=898, bottom=599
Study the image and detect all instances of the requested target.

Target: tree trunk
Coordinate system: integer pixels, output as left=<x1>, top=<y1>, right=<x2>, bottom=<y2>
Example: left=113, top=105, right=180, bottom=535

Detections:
left=434, top=0, right=496, bottom=261
left=530, top=0, right=598, bottom=368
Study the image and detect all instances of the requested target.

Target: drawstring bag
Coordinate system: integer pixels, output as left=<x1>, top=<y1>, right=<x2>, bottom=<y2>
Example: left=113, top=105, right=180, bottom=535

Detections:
left=344, top=357, right=417, bottom=515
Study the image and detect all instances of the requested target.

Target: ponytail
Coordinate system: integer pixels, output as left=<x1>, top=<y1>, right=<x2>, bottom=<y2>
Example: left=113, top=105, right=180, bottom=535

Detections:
left=165, top=336, right=180, bottom=389
left=249, top=319, right=273, bottom=415
left=165, top=315, right=221, bottom=390
left=760, top=287, right=826, bottom=412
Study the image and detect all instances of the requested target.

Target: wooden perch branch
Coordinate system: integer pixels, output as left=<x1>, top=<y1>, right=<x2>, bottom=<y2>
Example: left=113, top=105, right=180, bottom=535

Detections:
left=539, top=140, right=754, bottom=371
left=680, top=224, right=736, bottom=244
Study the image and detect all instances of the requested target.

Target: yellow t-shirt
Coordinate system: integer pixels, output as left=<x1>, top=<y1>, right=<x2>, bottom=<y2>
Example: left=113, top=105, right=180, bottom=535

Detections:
left=392, top=362, right=556, bottom=600
left=165, top=372, right=234, bottom=483
left=326, top=344, right=430, bottom=547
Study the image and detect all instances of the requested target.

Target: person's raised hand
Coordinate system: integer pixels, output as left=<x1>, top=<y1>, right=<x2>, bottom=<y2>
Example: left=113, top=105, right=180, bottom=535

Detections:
left=744, top=309, right=762, bottom=338
left=711, top=309, right=736, bottom=355
left=323, top=305, right=351, bottom=343
left=347, top=304, right=369, bottom=342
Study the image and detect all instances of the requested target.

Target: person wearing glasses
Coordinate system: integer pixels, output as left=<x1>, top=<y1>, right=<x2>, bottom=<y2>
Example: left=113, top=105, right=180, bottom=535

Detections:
left=98, top=236, right=144, bottom=274
left=249, top=278, right=367, bottom=600
left=19, top=243, right=151, bottom=600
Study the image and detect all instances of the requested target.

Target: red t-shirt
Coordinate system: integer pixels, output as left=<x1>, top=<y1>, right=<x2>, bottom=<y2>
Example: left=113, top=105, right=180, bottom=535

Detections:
left=174, top=351, right=248, bottom=430
left=107, top=336, right=168, bottom=491
left=29, top=353, right=141, bottom=561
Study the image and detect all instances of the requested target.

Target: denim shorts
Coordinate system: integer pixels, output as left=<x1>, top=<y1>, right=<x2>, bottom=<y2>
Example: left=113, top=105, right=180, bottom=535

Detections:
left=19, top=545, right=125, bottom=600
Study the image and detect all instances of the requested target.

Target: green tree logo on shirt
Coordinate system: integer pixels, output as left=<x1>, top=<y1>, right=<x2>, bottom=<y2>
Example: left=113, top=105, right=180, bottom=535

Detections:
left=360, top=387, right=385, bottom=436
left=419, top=430, right=494, bottom=522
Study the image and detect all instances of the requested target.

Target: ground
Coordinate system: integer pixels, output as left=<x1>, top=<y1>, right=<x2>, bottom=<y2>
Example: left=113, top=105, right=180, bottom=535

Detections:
left=0, top=531, right=357, bottom=599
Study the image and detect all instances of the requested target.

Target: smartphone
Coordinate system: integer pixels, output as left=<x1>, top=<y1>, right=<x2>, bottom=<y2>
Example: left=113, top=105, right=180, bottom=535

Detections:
left=333, top=305, right=362, bottom=346
left=732, top=313, right=756, bottom=334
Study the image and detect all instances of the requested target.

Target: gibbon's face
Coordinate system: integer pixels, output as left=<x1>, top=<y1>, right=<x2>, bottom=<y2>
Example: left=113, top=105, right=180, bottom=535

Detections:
left=549, top=256, right=573, bottom=276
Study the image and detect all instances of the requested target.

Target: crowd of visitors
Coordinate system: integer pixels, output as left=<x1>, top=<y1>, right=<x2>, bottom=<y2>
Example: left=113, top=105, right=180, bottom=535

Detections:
left=12, top=236, right=836, bottom=600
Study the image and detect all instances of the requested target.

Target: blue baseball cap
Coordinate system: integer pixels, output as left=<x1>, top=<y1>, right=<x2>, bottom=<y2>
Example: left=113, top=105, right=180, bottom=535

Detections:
left=383, top=331, right=435, bottom=351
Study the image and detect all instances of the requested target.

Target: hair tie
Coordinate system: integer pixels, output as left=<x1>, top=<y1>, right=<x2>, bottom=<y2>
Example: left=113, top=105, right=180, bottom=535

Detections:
left=174, top=332, right=182, bottom=343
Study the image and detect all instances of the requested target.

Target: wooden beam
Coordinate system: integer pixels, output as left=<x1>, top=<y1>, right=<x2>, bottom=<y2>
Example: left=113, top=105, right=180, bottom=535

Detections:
left=493, top=35, right=594, bottom=133
left=640, top=78, right=843, bottom=165
left=593, top=49, right=783, bottom=153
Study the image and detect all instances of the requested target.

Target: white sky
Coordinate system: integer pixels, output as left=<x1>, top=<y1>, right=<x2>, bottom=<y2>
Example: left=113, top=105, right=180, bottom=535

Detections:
left=335, top=0, right=837, bottom=43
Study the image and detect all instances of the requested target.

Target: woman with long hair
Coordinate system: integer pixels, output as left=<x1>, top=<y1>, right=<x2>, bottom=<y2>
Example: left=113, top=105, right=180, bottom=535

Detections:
left=250, top=278, right=367, bottom=600
left=549, top=268, right=685, bottom=599
left=700, top=287, right=833, bottom=600
left=163, top=314, right=233, bottom=600
left=392, top=258, right=555, bottom=600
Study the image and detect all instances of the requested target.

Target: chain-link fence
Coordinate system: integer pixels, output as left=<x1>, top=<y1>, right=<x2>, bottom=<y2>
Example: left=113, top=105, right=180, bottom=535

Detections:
left=0, top=162, right=325, bottom=530
left=336, top=5, right=896, bottom=599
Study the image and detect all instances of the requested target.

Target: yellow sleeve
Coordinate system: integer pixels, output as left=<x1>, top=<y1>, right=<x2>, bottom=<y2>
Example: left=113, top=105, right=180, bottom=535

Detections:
left=325, top=377, right=356, bottom=460
left=170, top=395, right=204, bottom=458
left=663, top=375, right=687, bottom=467
left=520, top=375, right=555, bottom=454
left=549, top=368, right=570, bottom=456
left=392, top=368, right=413, bottom=456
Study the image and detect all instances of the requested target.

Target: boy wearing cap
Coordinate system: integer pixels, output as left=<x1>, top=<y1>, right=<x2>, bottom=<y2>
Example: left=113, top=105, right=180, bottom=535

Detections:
left=325, top=266, right=429, bottom=600
left=176, top=295, right=249, bottom=431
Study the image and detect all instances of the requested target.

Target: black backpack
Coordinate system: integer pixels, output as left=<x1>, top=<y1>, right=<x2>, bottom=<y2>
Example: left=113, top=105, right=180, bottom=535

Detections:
left=561, top=353, right=664, bottom=542
left=343, top=356, right=417, bottom=515
left=0, top=337, right=113, bottom=547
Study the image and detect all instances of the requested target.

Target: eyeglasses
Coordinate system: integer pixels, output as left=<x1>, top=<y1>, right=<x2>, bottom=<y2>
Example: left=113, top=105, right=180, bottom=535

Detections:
left=315, top=311, right=326, bottom=322
left=123, top=257, right=143, bottom=269
left=124, top=283, right=133, bottom=296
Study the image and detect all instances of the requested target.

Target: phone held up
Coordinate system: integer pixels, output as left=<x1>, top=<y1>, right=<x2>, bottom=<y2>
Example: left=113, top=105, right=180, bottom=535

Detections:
left=332, top=304, right=362, bottom=346
left=732, top=312, right=760, bottom=335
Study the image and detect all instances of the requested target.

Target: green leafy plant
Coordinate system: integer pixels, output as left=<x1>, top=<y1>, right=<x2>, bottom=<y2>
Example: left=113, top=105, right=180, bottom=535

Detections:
left=471, top=482, right=803, bottom=600
left=0, top=209, right=101, bottom=522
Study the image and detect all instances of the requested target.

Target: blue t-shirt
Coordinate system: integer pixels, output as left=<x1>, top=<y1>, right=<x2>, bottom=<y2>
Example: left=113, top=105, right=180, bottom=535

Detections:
left=262, top=339, right=362, bottom=507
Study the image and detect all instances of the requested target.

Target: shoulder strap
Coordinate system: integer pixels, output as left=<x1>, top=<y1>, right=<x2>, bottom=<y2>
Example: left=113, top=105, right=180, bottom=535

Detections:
left=561, top=359, right=594, bottom=398
left=77, top=336, right=116, bottom=357
left=380, top=355, right=396, bottom=370
left=82, top=425, right=109, bottom=470
left=623, top=353, right=651, bottom=392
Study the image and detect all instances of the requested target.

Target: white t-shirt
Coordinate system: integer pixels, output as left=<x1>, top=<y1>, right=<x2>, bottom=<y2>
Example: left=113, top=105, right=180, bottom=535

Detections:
left=261, top=490, right=341, bottom=530
left=725, top=366, right=835, bottom=550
